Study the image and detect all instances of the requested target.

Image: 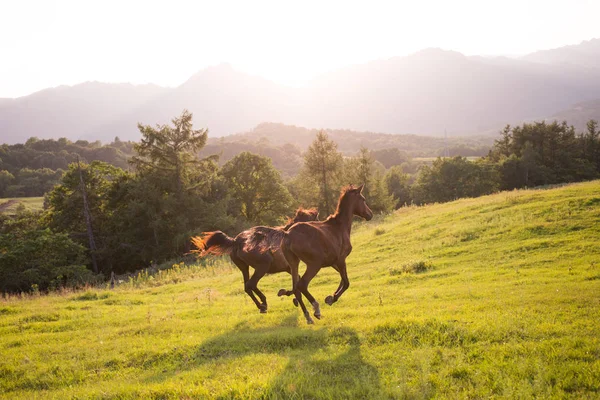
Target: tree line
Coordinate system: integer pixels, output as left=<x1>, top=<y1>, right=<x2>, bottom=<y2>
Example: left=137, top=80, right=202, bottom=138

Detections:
left=1, top=111, right=599, bottom=293
left=409, top=120, right=600, bottom=204
left=0, top=137, right=135, bottom=197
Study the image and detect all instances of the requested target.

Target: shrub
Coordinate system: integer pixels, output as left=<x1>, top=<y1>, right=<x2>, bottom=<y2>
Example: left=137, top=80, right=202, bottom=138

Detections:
left=389, top=260, right=433, bottom=275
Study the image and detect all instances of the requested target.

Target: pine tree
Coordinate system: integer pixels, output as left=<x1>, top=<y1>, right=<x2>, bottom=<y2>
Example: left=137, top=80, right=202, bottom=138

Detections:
left=303, top=131, right=343, bottom=215
left=130, top=109, right=208, bottom=196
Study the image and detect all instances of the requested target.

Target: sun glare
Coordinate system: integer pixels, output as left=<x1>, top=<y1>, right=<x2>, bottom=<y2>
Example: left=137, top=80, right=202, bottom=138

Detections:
left=0, top=0, right=599, bottom=97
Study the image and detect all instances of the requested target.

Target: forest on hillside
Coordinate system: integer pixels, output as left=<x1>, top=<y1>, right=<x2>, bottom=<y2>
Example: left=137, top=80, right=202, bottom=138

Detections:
left=0, top=123, right=491, bottom=195
left=1, top=110, right=600, bottom=293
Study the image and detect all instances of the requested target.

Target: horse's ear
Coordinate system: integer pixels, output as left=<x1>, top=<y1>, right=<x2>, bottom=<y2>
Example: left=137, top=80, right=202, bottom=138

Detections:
left=357, top=184, right=365, bottom=193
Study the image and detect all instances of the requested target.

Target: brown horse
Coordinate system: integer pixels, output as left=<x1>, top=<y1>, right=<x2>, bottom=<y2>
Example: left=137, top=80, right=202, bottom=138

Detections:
left=253, top=185, right=373, bottom=324
left=191, top=208, right=318, bottom=313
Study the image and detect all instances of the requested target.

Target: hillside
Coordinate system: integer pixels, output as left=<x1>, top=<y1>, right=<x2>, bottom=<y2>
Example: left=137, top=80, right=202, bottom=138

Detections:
left=2, top=39, right=600, bottom=144
left=198, top=122, right=493, bottom=175
left=0, top=197, right=43, bottom=215
left=1, top=181, right=599, bottom=398
left=210, top=122, right=494, bottom=155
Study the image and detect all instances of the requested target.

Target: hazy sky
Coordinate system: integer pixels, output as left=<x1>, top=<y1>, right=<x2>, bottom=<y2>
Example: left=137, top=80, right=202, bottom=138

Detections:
left=1, top=0, right=599, bottom=98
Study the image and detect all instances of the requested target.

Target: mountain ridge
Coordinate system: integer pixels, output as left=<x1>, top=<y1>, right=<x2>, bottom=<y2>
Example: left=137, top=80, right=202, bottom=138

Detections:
left=1, top=38, right=599, bottom=144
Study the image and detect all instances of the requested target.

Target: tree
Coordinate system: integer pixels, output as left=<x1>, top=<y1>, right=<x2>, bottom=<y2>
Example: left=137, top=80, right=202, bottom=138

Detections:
left=303, top=131, right=343, bottom=215
left=582, top=120, right=600, bottom=172
left=348, top=147, right=393, bottom=213
left=130, top=109, right=208, bottom=196
left=221, top=152, right=293, bottom=225
left=412, top=157, right=499, bottom=204
left=488, top=120, right=598, bottom=189
left=0, top=170, right=15, bottom=197
left=46, top=161, right=129, bottom=274
left=384, top=166, right=412, bottom=208
left=0, top=209, right=94, bottom=293
left=113, top=110, right=230, bottom=264
left=371, top=147, right=411, bottom=168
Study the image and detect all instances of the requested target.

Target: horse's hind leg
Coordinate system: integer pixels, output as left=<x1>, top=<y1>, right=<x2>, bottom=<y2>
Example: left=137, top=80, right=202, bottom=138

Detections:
left=231, top=255, right=263, bottom=311
left=279, top=247, right=313, bottom=323
left=297, top=265, right=321, bottom=320
left=247, top=266, right=269, bottom=313
left=293, top=284, right=313, bottom=325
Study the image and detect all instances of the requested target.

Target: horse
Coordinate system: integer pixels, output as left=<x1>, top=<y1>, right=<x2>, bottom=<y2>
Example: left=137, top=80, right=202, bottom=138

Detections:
left=190, top=208, right=318, bottom=313
left=252, top=185, right=373, bottom=324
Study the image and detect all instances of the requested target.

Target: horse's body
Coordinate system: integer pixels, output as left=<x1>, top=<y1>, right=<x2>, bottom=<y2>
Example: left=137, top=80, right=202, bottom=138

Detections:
left=254, top=185, right=372, bottom=324
left=191, top=208, right=318, bottom=313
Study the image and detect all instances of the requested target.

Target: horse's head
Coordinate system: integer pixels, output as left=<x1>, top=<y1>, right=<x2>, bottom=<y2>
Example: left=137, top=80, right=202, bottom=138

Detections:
left=348, top=184, right=373, bottom=221
left=282, top=207, right=319, bottom=230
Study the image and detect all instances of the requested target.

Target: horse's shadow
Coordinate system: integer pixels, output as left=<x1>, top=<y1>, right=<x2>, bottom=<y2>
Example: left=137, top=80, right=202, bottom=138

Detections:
left=146, top=314, right=382, bottom=397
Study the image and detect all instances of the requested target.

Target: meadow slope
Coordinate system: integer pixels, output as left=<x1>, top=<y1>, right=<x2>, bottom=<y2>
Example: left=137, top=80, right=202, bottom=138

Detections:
left=0, top=197, right=44, bottom=215
left=1, top=182, right=599, bottom=399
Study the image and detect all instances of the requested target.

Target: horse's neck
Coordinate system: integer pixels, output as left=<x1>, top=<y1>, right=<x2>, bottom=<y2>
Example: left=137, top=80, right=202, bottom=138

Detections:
left=331, top=201, right=355, bottom=235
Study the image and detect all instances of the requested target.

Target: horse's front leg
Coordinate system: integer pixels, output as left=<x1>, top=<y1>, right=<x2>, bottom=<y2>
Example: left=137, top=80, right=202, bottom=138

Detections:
left=277, top=275, right=299, bottom=307
left=277, top=250, right=300, bottom=307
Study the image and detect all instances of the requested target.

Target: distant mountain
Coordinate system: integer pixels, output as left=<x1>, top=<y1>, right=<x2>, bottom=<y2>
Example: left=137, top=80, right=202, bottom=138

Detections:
left=92, top=63, right=297, bottom=142
left=0, top=99, right=14, bottom=109
left=299, top=47, right=600, bottom=136
left=2, top=39, right=600, bottom=144
left=522, top=38, right=600, bottom=69
left=547, top=99, right=600, bottom=132
left=0, top=82, right=167, bottom=144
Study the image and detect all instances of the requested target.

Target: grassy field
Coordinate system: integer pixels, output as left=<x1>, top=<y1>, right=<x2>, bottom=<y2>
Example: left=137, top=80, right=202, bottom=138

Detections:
left=0, top=197, right=44, bottom=214
left=1, top=181, right=599, bottom=399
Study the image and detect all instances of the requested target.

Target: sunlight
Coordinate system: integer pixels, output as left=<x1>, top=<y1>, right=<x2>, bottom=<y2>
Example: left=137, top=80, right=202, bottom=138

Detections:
left=1, top=0, right=599, bottom=97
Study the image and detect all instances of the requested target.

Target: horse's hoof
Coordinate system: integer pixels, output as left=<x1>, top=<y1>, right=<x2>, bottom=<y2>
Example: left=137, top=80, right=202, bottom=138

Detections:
left=325, top=295, right=335, bottom=306
left=304, top=311, right=314, bottom=324
left=259, top=305, right=267, bottom=314
left=312, top=302, right=321, bottom=319
left=293, top=298, right=299, bottom=307
left=277, top=289, right=287, bottom=297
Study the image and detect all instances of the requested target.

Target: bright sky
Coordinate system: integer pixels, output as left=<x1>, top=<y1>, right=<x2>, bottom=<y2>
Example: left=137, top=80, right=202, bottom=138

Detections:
left=1, top=0, right=599, bottom=98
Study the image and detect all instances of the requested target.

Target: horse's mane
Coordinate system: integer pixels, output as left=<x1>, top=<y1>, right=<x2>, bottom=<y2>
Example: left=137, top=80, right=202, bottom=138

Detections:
left=283, top=207, right=318, bottom=227
left=326, top=185, right=360, bottom=221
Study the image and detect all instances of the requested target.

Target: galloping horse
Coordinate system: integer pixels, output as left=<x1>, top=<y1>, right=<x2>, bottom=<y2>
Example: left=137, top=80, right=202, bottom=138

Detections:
left=191, top=208, right=318, bottom=313
left=253, top=185, right=373, bottom=324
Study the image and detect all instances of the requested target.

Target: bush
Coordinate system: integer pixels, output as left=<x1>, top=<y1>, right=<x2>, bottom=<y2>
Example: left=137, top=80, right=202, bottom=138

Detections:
left=0, top=210, right=99, bottom=293
left=389, top=260, right=433, bottom=275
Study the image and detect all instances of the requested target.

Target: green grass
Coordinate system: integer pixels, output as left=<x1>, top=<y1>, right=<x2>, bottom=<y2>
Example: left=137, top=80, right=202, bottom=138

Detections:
left=0, top=197, right=44, bottom=214
left=1, top=181, right=600, bottom=398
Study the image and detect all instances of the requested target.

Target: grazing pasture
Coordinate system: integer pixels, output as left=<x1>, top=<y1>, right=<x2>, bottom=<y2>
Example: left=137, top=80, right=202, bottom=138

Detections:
left=0, top=197, right=44, bottom=215
left=1, top=181, right=599, bottom=399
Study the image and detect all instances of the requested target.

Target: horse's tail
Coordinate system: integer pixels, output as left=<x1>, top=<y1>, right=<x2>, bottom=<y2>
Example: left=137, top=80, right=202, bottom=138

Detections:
left=190, top=231, right=236, bottom=256
left=246, top=228, right=287, bottom=254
